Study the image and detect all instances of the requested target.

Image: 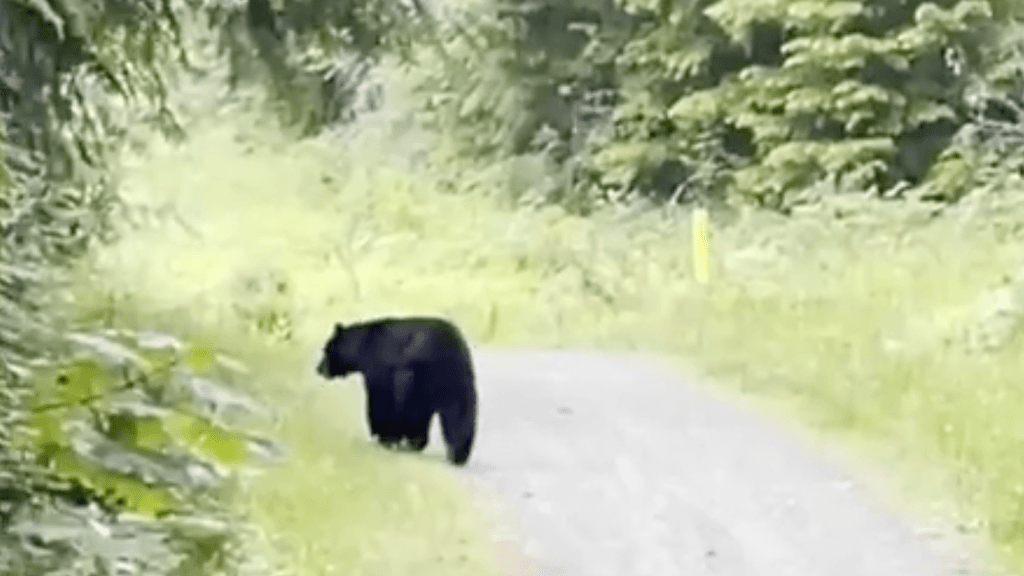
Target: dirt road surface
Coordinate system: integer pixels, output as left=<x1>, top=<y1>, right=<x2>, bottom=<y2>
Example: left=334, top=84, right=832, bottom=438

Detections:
left=437, top=347, right=999, bottom=576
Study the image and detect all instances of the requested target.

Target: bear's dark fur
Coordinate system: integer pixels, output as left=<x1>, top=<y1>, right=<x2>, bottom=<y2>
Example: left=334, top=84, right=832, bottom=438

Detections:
left=315, top=316, right=478, bottom=466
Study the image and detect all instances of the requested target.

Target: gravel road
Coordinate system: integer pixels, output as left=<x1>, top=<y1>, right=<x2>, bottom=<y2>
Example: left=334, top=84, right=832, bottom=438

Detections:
left=436, top=347, right=999, bottom=576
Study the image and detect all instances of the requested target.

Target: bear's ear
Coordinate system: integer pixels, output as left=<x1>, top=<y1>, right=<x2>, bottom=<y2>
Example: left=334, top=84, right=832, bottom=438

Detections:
left=334, top=322, right=345, bottom=334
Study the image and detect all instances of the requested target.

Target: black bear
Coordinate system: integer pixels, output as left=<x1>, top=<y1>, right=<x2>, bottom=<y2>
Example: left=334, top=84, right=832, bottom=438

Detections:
left=315, top=316, right=478, bottom=466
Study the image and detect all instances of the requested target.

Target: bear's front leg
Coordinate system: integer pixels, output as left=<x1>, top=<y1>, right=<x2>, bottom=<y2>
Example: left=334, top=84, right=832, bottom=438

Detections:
left=365, top=374, right=402, bottom=448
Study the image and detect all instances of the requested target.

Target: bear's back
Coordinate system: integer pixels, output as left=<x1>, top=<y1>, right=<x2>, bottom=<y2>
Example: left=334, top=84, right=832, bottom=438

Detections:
left=357, top=316, right=474, bottom=373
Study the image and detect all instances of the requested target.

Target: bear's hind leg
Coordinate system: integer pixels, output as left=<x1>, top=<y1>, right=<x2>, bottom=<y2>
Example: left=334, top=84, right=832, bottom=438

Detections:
left=439, top=400, right=476, bottom=465
left=402, top=407, right=433, bottom=452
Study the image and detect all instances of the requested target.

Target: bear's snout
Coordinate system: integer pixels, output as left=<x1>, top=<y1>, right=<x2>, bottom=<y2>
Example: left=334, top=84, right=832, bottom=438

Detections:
left=315, top=356, right=330, bottom=377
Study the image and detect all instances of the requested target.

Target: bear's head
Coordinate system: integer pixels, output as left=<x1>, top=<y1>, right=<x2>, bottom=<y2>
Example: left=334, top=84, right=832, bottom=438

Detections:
left=315, top=322, right=365, bottom=379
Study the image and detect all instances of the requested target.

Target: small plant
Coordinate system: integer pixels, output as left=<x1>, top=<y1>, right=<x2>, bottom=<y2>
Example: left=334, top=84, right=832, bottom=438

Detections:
left=1, top=327, right=282, bottom=575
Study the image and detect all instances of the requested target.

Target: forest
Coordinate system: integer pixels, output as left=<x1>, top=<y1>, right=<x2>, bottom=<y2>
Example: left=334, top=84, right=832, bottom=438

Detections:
left=3, top=0, right=1024, bottom=573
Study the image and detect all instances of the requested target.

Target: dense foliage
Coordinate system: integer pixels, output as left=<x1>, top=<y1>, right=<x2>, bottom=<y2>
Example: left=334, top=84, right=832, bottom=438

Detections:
left=0, top=327, right=281, bottom=575
left=0, top=0, right=417, bottom=573
left=205, top=0, right=432, bottom=132
left=413, top=0, right=1024, bottom=211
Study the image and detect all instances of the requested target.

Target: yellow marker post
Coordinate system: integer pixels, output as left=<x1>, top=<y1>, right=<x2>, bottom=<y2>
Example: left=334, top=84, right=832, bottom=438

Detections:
left=692, top=207, right=710, bottom=284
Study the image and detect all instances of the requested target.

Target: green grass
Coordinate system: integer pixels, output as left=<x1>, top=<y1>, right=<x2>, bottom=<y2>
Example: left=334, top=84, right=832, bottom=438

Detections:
left=78, top=85, right=1024, bottom=574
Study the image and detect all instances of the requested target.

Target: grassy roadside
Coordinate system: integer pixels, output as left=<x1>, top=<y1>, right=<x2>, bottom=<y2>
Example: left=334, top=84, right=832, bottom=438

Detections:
left=71, top=293, right=497, bottom=576
left=78, top=86, right=1024, bottom=574
left=674, top=199, right=1024, bottom=569
left=653, top=203, right=1024, bottom=571
left=70, top=119, right=504, bottom=576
